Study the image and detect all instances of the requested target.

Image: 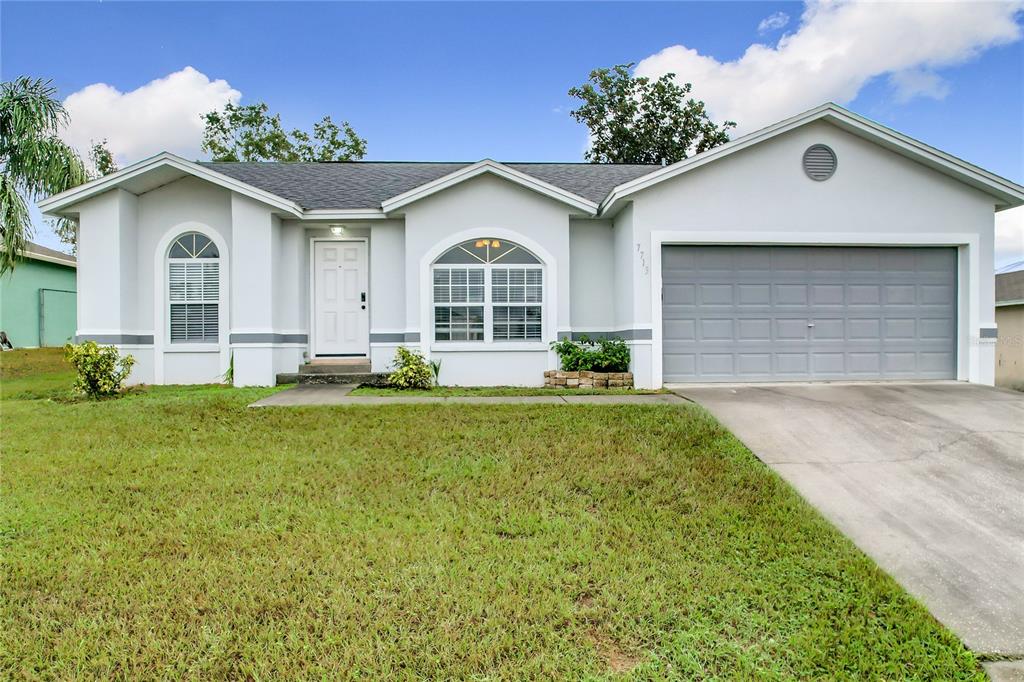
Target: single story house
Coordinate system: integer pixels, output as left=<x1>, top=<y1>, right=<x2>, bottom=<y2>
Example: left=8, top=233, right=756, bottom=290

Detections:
left=39, top=103, right=1024, bottom=387
left=995, top=264, right=1024, bottom=387
left=0, top=241, right=77, bottom=348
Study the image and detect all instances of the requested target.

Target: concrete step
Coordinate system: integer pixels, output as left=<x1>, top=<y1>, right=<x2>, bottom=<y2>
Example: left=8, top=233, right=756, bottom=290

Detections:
left=300, top=362, right=372, bottom=375
left=297, top=372, right=387, bottom=386
left=276, top=373, right=299, bottom=385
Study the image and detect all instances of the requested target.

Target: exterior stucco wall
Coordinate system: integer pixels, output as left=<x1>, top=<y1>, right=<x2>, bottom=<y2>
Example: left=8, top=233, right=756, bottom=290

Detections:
left=995, top=305, right=1024, bottom=387
left=568, top=219, right=615, bottom=333
left=627, top=120, right=999, bottom=386
left=401, top=173, right=574, bottom=386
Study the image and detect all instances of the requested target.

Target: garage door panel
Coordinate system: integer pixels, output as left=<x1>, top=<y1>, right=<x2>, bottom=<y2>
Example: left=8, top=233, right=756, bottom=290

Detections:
left=920, top=351, right=955, bottom=372
left=921, top=318, right=955, bottom=339
left=811, top=284, right=844, bottom=305
left=663, top=283, right=696, bottom=304
left=663, top=353, right=697, bottom=377
left=737, top=318, right=771, bottom=340
left=661, top=246, right=956, bottom=382
left=663, top=319, right=696, bottom=340
left=700, top=354, right=734, bottom=375
left=776, top=318, right=810, bottom=340
left=921, top=284, right=955, bottom=304
left=884, top=318, right=916, bottom=338
left=700, top=284, right=733, bottom=304
left=738, top=284, right=771, bottom=305
left=885, top=285, right=916, bottom=305
left=811, top=318, right=844, bottom=339
left=812, top=353, right=845, bottom=373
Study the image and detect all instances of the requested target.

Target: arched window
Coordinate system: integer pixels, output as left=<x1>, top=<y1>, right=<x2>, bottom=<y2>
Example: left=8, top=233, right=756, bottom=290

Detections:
left=432, top=238, right=543, bottom=342
left=167, top=232, right=220, bottom=343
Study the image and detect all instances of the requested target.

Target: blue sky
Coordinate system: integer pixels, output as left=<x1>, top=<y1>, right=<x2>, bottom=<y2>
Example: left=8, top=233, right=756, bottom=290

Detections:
left=2, top=1, right=1023, bottom=263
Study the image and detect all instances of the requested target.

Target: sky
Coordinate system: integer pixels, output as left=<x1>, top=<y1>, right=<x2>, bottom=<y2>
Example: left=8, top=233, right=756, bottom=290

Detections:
left=2, top=1, right=1023, bottom=267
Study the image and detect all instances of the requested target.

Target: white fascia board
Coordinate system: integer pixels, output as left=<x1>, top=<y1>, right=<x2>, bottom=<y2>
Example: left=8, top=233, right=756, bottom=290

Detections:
left=38, top=152, right=303, bottom=217
left=302, top=209, right=387, bottom=220
left=381, top=159, right=598, bottom=215
left=0, top=246, right=76, bottom=268
left=599, top=103, right=1024, bottom=216
left=25, top=252, right=76, bottom=268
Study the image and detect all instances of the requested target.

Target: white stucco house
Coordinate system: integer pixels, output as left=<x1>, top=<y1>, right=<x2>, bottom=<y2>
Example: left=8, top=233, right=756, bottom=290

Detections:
left=39, top=103, right=1024, bottom=388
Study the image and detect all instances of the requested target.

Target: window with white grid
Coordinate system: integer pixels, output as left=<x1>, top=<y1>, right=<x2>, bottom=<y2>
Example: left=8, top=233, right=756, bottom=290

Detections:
left=432, top=239, right=543, bottom=343
left=168, top=232, right=220, bottom=343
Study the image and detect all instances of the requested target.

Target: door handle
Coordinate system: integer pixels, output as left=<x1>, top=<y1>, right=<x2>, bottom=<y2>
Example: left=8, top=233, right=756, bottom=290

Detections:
left=807, top=322, right=815, bottom=328
left=361, top=292, right=367, bottom=309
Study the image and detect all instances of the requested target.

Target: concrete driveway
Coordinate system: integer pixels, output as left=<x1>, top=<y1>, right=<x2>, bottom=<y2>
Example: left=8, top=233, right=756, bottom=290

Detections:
left=673, top=382, right=1024, bottom=658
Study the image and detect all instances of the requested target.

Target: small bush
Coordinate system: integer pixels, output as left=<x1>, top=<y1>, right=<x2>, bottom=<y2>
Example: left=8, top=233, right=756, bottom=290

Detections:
left=550, top=335, right=630, bottom=373
left=387, top=346, right=433, bottom=390
left=63, top=341, right=136, bottom=398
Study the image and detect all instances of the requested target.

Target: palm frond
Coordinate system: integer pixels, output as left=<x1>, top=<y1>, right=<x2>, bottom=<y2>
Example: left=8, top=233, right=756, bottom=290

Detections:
left=0, top=77, right=67, bottom=148
left=0, top=173, right=33, bottom=275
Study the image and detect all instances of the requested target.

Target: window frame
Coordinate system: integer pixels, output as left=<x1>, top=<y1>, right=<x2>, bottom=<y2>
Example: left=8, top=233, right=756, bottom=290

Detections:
left=166, top=232, right=221, bottom=345
left=430, top=240, right=544, bottom=346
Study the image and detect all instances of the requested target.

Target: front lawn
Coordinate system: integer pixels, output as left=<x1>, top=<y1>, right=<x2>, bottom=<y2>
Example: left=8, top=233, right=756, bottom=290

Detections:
left=0, top=351, right=982, bottom=679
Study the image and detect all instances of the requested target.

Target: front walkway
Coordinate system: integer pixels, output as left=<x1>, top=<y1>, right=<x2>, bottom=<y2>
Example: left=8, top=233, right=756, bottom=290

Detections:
left=250, top=384, right=688, bottom=407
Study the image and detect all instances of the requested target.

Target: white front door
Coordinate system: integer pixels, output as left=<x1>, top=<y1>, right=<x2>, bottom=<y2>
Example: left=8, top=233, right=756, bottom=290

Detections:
left=313, top=240, right=369, bottom=356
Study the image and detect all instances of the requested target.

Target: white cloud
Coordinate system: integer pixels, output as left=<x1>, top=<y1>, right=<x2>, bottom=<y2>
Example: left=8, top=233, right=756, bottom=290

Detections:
left=636, top=0, right=1023, bottom=133
left=61, top=66, right=240, bottom=165
left=996, top=206, right=1024, bottom=270
left=758, top=11, right=790, bottom=35
left=888, top=68, right=951, bottom=103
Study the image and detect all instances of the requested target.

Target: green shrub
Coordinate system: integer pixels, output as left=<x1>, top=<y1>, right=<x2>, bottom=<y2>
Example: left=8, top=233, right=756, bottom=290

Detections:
left=387, top=346, right=433, bottom=390
left=550, top=335, right=630, bottom=373
left=63, top=341, right=136, bottom=398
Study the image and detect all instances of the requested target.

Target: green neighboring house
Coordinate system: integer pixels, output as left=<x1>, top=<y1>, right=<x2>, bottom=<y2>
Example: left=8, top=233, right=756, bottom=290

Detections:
left=0, top=241, right=77, bottom=348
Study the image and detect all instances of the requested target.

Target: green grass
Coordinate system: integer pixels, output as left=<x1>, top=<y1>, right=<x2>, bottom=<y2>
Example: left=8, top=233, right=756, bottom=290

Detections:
left=351, top=385, right=668, bottom=397
left=0, top=347, right=76, bottom=400
left=1, top=350, right=982, bottom=679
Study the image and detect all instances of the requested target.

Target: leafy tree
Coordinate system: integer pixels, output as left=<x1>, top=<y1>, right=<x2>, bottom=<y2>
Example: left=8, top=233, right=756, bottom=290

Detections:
left=51, top=139, right=119, bottom=251
left=88, top=139, right=118, bottom=177
left=201, top=102, right=366, bottom=162
left=0, top=77, right=86, bottom=273
left=568, top=64, right=736, bottom=165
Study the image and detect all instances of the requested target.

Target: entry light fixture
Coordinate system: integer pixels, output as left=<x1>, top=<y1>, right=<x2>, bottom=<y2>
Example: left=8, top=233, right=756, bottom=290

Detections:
left=330, top=225, right=346, bottom=236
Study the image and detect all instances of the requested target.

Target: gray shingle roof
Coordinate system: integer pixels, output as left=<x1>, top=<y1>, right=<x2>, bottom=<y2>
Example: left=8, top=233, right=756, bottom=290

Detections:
left=198, top=161, right=660, bottom=210
left=25, top=241, right=76, bottom=265
left=996, top=271, right=1024, bottom=303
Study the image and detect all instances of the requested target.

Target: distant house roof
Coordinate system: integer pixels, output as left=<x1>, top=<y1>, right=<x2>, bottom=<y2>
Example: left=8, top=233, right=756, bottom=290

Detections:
left=197, top=161, right=660, bottom=210
left=996, top=270, right=1024, bottom=306
left=12, top=241, right=76, bottom=268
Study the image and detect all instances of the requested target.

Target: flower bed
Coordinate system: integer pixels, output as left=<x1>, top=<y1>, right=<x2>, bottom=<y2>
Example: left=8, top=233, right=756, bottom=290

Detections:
left=544, top=369, right=633, bottom=389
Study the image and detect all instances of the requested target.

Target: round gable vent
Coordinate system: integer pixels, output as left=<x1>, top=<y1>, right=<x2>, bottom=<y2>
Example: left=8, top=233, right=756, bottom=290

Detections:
left=803, top=144, right=837, bottom=181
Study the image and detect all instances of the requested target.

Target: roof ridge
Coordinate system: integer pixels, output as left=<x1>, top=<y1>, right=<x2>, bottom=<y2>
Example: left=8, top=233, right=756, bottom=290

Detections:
left=198, top=160, right=661, bottom=166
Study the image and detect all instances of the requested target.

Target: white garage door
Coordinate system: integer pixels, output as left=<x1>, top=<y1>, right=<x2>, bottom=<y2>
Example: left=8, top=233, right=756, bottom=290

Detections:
left=661, top=246, right=957, bottom=382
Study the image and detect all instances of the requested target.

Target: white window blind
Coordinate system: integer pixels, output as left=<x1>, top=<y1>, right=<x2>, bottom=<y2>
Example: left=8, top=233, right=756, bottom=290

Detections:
left=169, top=257, right=219, bottom=343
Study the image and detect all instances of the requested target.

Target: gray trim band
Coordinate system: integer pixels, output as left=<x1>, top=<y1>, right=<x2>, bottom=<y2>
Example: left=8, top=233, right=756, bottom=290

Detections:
left=557, top=329, right=653, bottom=341
left=76, top=334, right=154, bottom=345
left=979, top=327, right=998, bottom=339
left=229, top=333, right=308, bottom=344
left=369, top=332, right=420, bottom=343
